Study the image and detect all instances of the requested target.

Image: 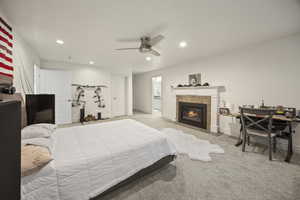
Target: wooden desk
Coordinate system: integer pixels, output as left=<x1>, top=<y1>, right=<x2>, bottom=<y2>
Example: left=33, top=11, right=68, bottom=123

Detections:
left=221, top=113, right=300, bottom=162
left=228, top=113, right=300, bottom=122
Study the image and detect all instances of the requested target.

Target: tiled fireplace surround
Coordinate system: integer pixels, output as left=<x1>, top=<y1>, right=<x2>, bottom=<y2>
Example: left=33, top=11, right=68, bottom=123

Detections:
left=172, top=86, right=222, bottom=133
left=176, top=95, right=211, bottom=131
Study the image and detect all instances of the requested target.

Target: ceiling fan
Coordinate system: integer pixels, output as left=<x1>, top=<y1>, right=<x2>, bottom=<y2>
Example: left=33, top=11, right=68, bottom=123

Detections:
left=116, top=35, right=164, bottom=56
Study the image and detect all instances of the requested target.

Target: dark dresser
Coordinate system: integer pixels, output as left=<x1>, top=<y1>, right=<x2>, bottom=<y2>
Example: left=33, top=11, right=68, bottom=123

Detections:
left=0, top=100, right=21, bottom=200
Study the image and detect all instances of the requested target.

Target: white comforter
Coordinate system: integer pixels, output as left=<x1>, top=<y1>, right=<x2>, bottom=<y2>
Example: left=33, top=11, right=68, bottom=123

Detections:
left=21, top=119, right=176, bottom=200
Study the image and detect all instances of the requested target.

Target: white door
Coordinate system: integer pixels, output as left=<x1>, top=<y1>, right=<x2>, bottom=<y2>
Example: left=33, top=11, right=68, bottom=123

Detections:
left=39, top=69, right=72, bottom=124
left=111, top=75, right=125, bottom=117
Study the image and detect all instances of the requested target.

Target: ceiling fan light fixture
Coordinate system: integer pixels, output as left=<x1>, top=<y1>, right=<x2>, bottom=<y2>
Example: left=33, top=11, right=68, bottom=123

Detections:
left=179, top=41, right=187, bottom=48
left=146, top=56, right=152, bottom=61
left=89, top=61, right=95, bottom=65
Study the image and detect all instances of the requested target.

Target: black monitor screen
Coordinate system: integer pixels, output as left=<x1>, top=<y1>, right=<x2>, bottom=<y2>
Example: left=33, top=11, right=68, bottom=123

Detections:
left=26, top=94, right=55, bottom=125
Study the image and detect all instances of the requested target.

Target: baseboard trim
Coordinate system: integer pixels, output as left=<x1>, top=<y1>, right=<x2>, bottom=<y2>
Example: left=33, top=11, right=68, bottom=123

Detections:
left=133, top=109, right=149, bottom=114
left=161, top=116, right=174, bottom=122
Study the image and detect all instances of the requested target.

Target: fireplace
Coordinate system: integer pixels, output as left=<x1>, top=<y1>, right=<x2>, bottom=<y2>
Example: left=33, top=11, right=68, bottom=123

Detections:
left=178, top=102, right=207, bottom=129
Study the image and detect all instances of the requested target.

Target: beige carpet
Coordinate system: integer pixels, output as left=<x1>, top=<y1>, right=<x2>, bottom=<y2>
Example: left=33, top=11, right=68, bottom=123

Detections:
left=68, top=113, right=300, bottom=200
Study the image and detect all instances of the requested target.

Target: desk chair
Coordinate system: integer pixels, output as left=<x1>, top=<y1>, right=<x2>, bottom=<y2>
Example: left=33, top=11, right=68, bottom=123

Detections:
left=240, top=108, right=277, bottom=160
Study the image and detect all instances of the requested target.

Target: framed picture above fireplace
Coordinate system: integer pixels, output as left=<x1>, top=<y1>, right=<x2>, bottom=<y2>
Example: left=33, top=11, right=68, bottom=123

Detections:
left=188, top=73, right=201, bottom=86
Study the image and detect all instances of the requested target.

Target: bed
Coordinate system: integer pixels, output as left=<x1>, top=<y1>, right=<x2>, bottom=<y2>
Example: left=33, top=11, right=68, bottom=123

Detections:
left=21, top=119, right=176, bottom=200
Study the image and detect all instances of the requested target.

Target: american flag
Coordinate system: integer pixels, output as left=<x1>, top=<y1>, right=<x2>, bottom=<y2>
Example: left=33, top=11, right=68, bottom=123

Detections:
left=0, top=17, right=13, bottom=85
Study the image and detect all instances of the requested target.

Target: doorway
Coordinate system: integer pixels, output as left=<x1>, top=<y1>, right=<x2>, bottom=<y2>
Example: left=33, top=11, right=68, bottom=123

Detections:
left=152, top=76, right=162, bottom=116
left=39, top=69, right=72, bottom=124
left=111, top=74, right=126, bottom=117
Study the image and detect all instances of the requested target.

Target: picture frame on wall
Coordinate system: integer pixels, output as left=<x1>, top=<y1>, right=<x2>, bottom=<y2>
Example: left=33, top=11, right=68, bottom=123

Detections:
left=189, top=73, right=201, bottom=86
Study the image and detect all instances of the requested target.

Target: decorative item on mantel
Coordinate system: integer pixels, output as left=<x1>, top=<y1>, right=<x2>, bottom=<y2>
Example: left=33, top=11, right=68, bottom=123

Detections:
left=171, top=85, right=221, bottom=91
left=189, top=73, right=201, bottom=86
left=170, top=73, right=214, bottom=89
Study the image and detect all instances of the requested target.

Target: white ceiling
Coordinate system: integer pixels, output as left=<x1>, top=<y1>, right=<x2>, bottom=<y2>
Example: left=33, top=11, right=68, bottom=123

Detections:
left=1, top=0, right=300, bottom=73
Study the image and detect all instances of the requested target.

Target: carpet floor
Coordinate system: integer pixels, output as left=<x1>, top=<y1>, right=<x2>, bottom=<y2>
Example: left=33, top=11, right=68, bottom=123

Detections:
left=77, top=113, right=300, bottom=200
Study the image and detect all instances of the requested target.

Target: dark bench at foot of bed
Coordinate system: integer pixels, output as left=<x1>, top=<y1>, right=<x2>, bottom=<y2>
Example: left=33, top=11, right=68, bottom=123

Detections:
left=93, top=155, right=176, bottom=199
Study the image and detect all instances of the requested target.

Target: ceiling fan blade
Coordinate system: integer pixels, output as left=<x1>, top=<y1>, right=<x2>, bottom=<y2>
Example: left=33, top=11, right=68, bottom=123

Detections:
left=116, top=38, right=140, bottom=42
left=149, top=35, right=164, bottom=46
left=143, top=23, right=168, bottom=38
left=115, top=48, right=139, bottom=50
left=149, top=49, right=161, bottom=56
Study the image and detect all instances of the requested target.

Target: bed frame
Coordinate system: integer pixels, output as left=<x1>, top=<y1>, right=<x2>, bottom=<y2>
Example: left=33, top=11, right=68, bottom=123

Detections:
left=93, top=155, right=176, bottom=199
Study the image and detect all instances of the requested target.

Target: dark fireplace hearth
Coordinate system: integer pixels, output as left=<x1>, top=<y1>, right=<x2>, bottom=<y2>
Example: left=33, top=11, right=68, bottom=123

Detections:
left=178, top=102, right=207, bottom=129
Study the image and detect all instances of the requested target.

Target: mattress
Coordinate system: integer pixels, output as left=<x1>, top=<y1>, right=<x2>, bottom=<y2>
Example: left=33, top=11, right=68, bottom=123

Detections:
left=21, top=119, right=176, bottom=200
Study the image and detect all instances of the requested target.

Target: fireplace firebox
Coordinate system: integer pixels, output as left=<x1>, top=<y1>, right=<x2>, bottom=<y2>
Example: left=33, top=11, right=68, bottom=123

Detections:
left=178, top=102, right=207, bottom=129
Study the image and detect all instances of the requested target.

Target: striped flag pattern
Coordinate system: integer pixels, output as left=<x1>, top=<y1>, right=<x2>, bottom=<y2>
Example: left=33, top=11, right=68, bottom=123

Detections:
left=0, top=17, right=13, bottom=85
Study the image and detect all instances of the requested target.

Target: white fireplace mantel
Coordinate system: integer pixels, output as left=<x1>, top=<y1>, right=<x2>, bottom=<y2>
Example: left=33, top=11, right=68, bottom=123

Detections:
left=171, top=86, right=225, bottom=90
left=171, top=86, right=224, bottom=133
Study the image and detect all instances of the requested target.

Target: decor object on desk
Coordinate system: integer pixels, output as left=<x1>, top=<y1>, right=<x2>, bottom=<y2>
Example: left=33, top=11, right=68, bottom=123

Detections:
left=277, top=106, right=296, bottom=118
left=189, top=73, right=201, bottom=86
left=242, top=105, right=254, bottom=109
left=260, top=97, right=266, bottom=108
left=0, top=17, right=14, bottom=85
left=162, top=128, right=224, bottom=161
left=219, top=107, right=231, bottom=116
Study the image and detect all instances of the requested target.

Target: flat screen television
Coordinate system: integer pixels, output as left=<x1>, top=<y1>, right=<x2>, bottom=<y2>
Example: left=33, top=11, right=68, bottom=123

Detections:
left=26, top=94, right=55, bottom=125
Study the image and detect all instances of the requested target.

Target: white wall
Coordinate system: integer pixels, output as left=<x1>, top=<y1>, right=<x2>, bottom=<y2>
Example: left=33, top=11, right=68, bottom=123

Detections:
left=0, top=9, right=40, bottom=95
left=41, top=61, right=112, bottom=120
left=133, top=33, right=300, bottom=152
left=41, top=61, right=133, bottom=120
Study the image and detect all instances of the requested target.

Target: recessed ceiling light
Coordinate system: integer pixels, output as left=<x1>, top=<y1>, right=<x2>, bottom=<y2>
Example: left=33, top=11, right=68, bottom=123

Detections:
left=56, top=39, right=64, bottom=45
left=89, top=61, right=95, bottom=65
left=179, top=41, right=187, bottom=48
left=146, top=57, right=152, bottom=61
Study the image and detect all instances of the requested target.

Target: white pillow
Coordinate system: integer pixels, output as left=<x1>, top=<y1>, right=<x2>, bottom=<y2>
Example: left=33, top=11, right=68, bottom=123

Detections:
left=30, top=123, right=57, bottom=132
left=21, top=125, right=52, bottom=140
